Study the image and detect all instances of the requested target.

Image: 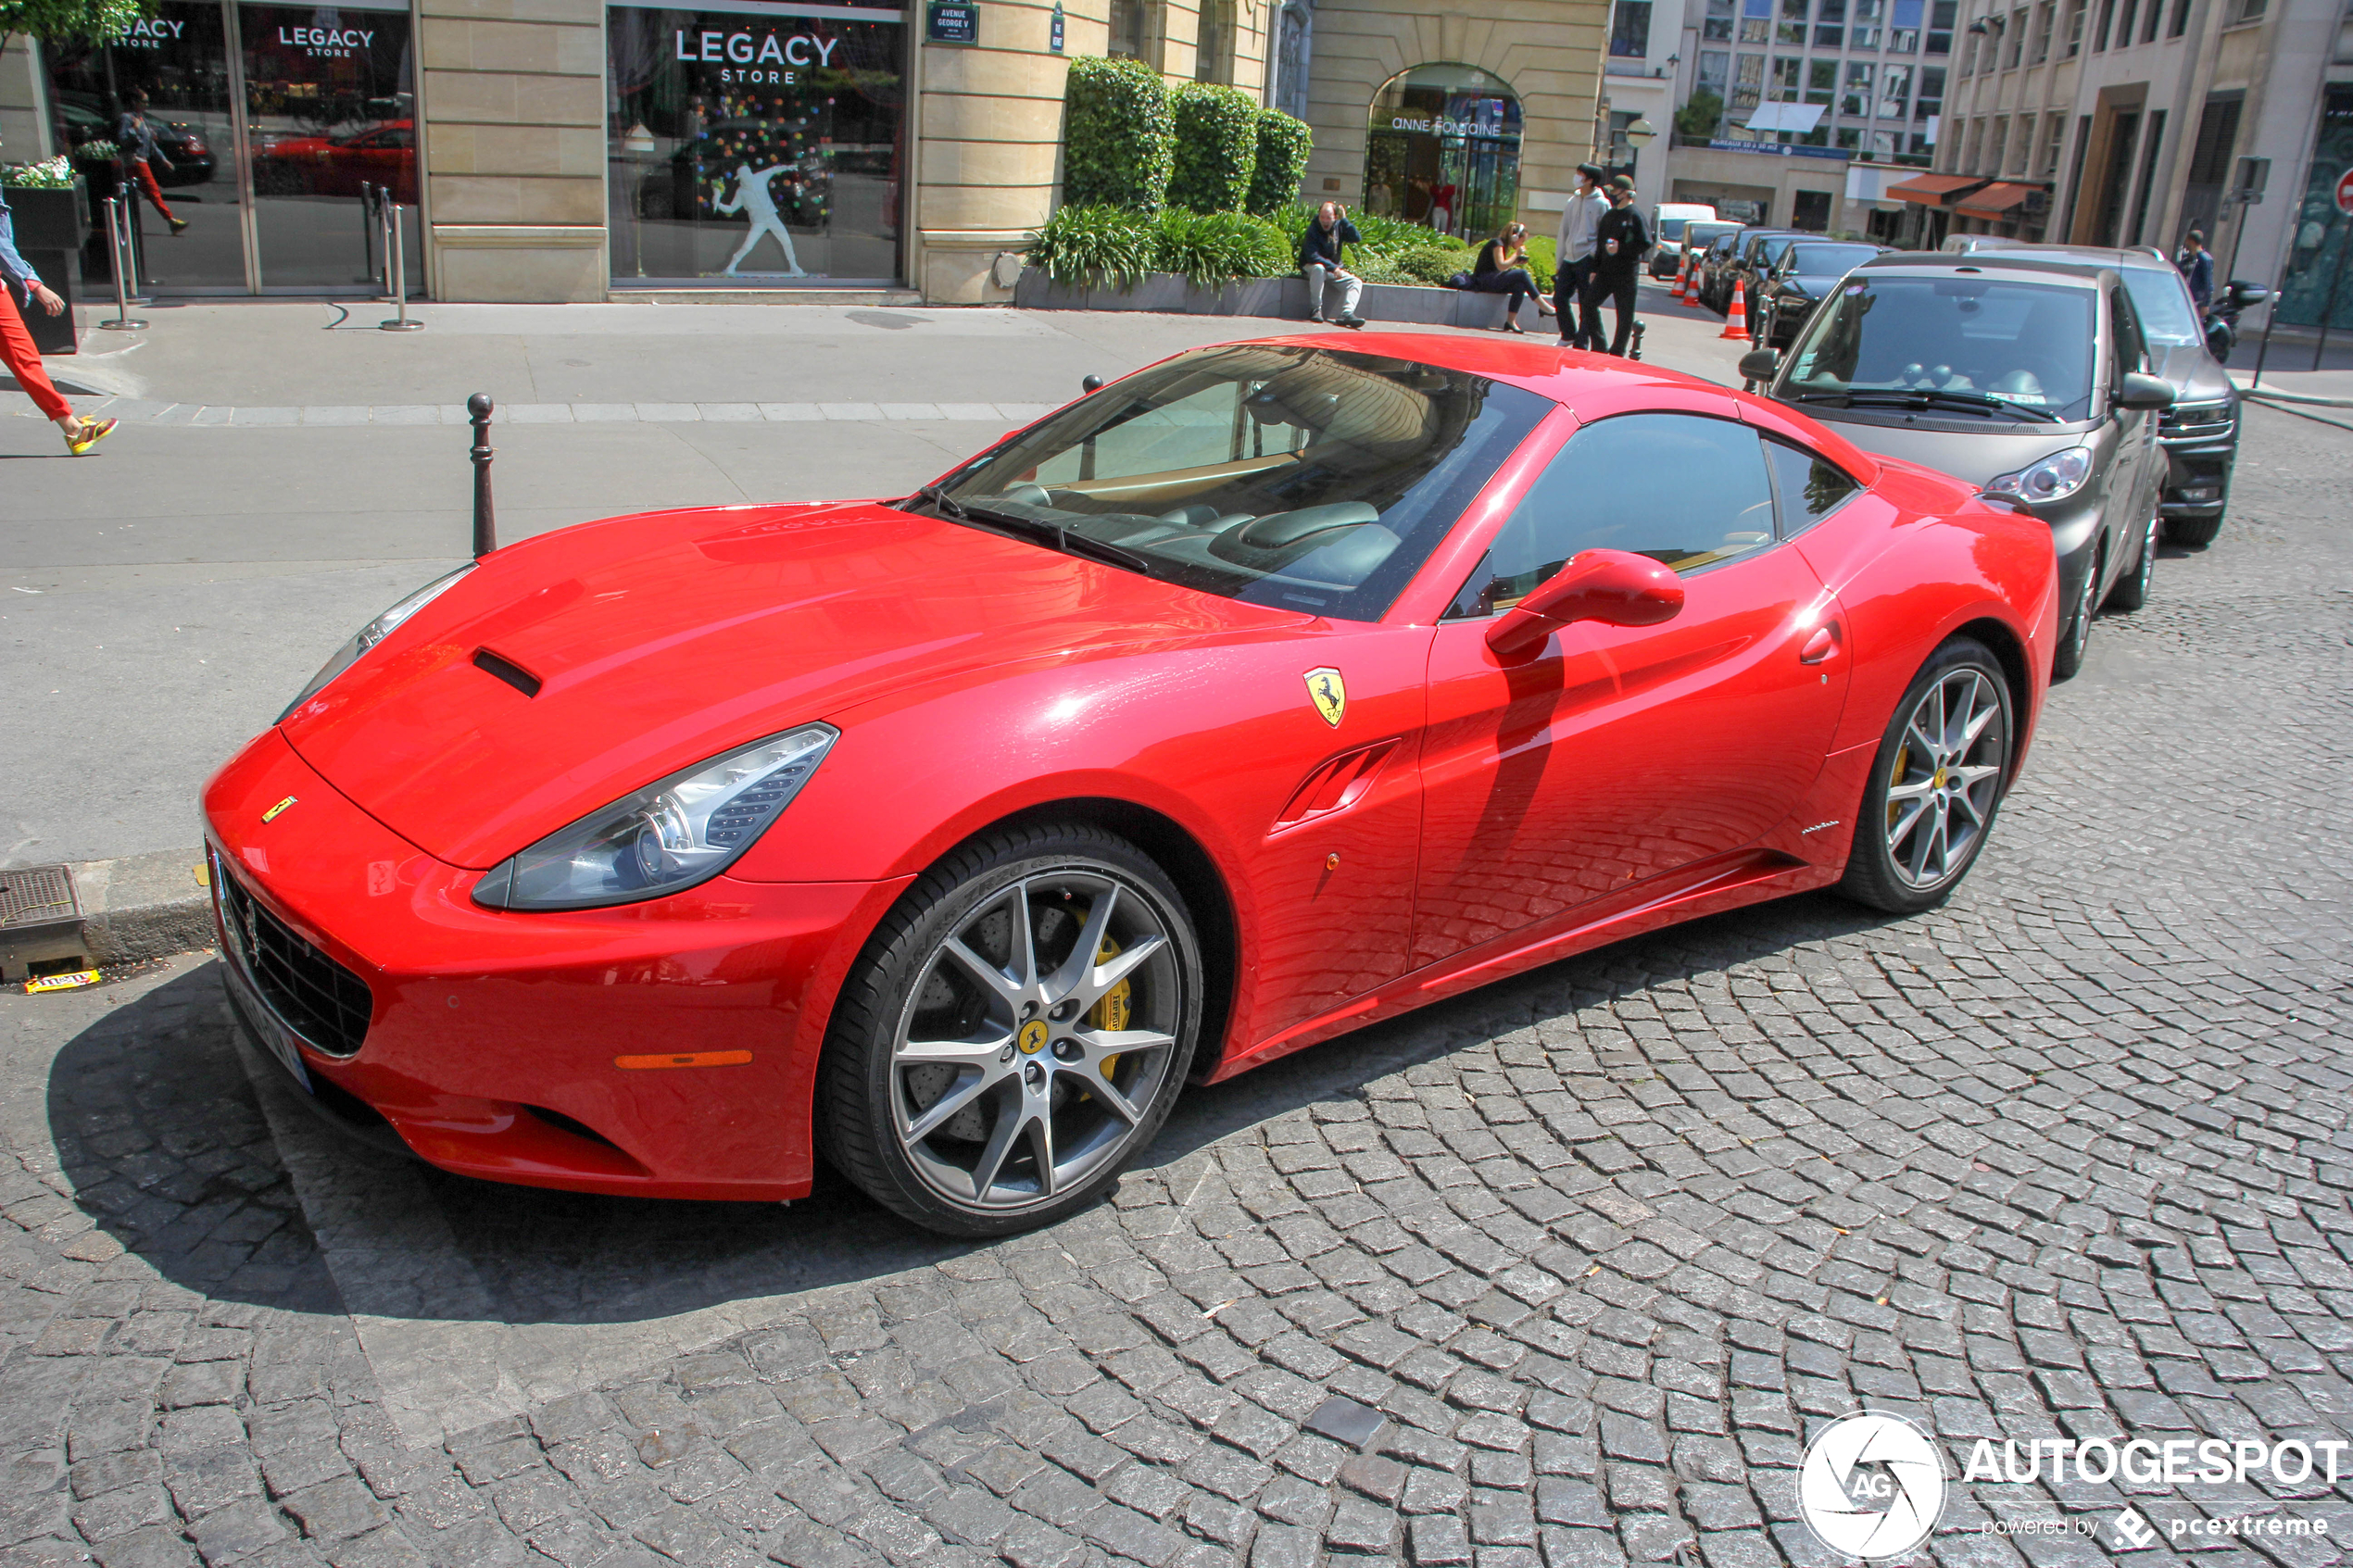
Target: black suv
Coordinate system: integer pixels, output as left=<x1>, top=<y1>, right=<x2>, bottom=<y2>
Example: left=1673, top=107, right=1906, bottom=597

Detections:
left=1743, top=253, right=2174, bottom=680
left=1943, top=238, right=2240, bottom=547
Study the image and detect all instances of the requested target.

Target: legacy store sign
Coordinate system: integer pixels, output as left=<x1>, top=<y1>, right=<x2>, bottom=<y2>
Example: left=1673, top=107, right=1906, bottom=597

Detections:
left=676, top=27, right=843, bottom=83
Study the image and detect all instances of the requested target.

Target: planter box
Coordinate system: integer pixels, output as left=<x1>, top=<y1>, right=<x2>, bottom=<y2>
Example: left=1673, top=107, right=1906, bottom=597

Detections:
left=6, top=182, right=89, bottom=253
left=1013, top=268, right=1545, bottom=332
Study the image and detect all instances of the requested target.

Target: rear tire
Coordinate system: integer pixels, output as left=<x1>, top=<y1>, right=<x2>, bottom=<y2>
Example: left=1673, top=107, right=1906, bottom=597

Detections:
left=815, top=822, right=1202, bottom=1238
left=2049, top=544, right=2102, bottom=683
left=2104, top=511, right=2158, bottom=612
left=1839, top=638, right=2015, bottom=915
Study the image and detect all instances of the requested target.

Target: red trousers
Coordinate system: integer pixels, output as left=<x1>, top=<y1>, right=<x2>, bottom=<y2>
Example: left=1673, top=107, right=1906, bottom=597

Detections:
left=129, top=159, right=175, bottom=222
left=0, top=283, right=72, bottom=421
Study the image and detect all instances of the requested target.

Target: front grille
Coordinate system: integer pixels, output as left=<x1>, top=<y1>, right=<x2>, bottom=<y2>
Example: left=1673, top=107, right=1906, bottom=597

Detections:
left=213, top=854, right=373, bottom=1058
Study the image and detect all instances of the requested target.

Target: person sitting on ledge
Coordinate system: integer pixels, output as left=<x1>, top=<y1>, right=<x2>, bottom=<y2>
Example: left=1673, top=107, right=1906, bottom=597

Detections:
left=1298, top=201, right=1368, bottom=330
left=1472, top=221, right=1555, bottom=334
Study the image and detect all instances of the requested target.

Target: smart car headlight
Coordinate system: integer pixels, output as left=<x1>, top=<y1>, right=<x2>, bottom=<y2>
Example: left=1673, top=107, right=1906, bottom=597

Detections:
left=473, top=724, right=839, bottom=911
left=1983, top=445, right=2095, bottom=506
left=279, top=565, right=474, bottom=721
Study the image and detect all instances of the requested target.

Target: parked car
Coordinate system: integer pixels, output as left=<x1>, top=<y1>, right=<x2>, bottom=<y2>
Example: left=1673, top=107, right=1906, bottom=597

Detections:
left=1937, top=236, right=2245, bottom=547
left=204, top=334, right=2056, bottom=1236
left=1753, top=240, right=1894, bottom=349
left=1647, top=202, right=1719, bottom=278
left=1744, top=254, right=2174, bottom=682
left=1714, top=228, right=1809, bottom=315
left=1691, top=228, right=1752, bottom=312
left=1661, top=219, right=1744, bottom=283
left=249, top=120, right=415, bottom=201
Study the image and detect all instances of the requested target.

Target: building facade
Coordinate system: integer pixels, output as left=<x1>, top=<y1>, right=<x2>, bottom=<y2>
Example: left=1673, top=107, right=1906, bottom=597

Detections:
left=0, top=0, right=1610, bottom=305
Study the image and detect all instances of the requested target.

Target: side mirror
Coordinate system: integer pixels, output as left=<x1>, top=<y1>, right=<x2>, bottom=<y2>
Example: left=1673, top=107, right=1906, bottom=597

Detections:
left=2116, top=371, right=2175, bottom=412
left=1740, top=348, right=1780, bottom=383
left=2228, top=280, right=2271, bottom=307
left=1486, top=549, right=1686, bottom=660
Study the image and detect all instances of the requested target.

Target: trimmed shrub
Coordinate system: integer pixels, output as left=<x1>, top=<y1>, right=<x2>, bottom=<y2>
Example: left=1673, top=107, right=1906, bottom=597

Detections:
left=1245, top=108, right=1312, bottom=217
left=1676, top=89, right=1723, bottom=141
left=1063, top=56, right=1174, bottom=211
left=1390, top=240, right=1476, bottom=285
left=1025, top=205, right=1156, bottom=288
left=1153, top=207, right=1290, bottom=286
left=1167, top=82, right=1260, bottom=213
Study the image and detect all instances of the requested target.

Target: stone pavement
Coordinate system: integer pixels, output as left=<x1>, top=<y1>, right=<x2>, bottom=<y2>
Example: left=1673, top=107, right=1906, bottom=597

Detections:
left=2, top=375, right=2348, bottom=1568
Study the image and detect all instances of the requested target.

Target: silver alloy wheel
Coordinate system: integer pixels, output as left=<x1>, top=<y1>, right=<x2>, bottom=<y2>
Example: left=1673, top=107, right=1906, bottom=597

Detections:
left=1882, top=667, right=2007, bottom=888
left=889, top=872, right=1178, bottom=1211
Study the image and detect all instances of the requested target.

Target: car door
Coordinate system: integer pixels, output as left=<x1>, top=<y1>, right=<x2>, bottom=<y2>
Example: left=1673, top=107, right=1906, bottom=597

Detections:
left=1412, top=399, right=1853, bottom=969
left=2105, top=282, right=2164, bottom=554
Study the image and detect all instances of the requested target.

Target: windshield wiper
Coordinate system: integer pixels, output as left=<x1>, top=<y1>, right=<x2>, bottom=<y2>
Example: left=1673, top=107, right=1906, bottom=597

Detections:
left=910, top=484, right=1154, bottom=575
left=1837, top=388, right=2062, bottom=422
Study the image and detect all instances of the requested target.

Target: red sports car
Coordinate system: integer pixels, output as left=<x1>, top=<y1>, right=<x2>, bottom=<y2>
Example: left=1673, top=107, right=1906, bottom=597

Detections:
left=203, top=336, right=2057, bottom=1237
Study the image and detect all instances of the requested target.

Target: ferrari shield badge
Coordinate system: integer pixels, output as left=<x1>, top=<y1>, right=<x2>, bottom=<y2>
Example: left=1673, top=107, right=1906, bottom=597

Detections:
left=1303, top=668, right=1347, bottom=727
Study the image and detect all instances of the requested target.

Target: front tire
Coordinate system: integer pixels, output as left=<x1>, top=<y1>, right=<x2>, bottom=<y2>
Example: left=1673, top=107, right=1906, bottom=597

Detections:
left=816, top=822, right=1202, bottom=1238
left=1839, top=638, right=2015, bottom=915
left=2104, top=511, right=2158, bottom=612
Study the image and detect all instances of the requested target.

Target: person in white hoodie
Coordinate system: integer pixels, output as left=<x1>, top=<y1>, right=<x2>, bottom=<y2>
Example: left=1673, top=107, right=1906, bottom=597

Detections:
left=1554, top=163, right=1610, bottom=350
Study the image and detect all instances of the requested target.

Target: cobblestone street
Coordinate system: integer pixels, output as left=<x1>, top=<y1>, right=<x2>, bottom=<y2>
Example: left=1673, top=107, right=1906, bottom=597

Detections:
left=3, top=400, right=2349, bottom=1568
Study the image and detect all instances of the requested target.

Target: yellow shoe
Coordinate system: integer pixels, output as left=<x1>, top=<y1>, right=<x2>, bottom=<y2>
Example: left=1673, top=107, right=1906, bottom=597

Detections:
left=66, top=417, right=117, bottom=456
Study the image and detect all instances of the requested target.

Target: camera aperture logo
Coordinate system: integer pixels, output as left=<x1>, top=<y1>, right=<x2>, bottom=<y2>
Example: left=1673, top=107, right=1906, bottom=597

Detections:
left=1800, top=1412, right=1947, bottom=1560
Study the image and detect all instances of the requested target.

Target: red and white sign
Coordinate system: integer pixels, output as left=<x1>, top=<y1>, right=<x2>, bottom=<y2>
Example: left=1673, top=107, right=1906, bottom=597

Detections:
left=2337, top=167, right=2353, bottom=217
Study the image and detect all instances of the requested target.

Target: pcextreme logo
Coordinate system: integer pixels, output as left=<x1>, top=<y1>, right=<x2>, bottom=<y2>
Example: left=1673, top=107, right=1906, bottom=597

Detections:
left=1796, top=1417, right=2342, bottom=1558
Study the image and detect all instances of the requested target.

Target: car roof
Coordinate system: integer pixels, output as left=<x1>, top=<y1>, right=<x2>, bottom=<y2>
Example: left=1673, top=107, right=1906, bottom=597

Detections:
left=1960, top=238, right=2172, bottom=269
left=1853, top=253, right=2109, bottom=289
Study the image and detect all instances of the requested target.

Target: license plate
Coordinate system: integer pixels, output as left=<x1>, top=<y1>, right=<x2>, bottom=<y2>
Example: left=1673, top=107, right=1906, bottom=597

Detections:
left=221, top=957, right=312, bottom=1093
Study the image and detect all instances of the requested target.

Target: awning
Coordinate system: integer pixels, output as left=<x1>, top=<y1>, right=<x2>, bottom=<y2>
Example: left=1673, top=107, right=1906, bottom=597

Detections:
left=1743, top=102, right=1826, bottom=134
left=1954, top=182, right=2040, bottom=219
left=1884, top=173, right=1988, bottom=206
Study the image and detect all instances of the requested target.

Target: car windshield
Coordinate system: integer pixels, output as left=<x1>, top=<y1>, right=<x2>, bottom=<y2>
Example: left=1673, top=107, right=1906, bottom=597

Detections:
left=1755, top=236, right=1798, bottom=266
left=1785, top=244, right=1881, bottom=277
left=1780, top=275, right=2098, bottom=420
left=909, top=345, right=1552, bottom=622
left=1658, top=218, right=1689, bottom=241
left=1690, top=223, right=1742, bottom=247
left=2120, top=265, right=2202, bottom=345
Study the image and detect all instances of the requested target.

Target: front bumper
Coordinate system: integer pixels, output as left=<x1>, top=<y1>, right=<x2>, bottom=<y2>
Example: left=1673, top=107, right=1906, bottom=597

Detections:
left=204, top=729, right=911, bottom=1200
left=2158, top=403, right=2237, bottom=518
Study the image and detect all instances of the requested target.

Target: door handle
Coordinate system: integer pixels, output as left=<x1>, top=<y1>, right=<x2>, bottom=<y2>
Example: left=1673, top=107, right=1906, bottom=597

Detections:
left=1798, top=623, right=1841, bottom=665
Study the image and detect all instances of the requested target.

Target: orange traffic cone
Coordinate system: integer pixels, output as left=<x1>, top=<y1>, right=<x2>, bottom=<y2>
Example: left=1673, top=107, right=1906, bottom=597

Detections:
left=1672, top=248, right=1691, bottom=301
left=1720, top=278, right=1752, bottom=341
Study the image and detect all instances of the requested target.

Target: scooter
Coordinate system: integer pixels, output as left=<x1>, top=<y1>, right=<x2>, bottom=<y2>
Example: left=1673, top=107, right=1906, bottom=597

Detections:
left=2204, top=279, right=2271, bottom=364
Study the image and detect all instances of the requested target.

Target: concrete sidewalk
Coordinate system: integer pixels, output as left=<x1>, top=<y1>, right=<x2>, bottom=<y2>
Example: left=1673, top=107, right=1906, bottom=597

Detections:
left=2, top=285, right=1751, bottom=897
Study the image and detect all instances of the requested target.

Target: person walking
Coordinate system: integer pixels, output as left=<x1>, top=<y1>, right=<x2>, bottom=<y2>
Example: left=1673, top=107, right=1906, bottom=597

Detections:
left=1590, top=176, right=1652, bottom=358
left=1471, top=222, right=1554, bottom=333
left=0, top=177, right=117, bottom=456
left=112, top=91, right=187, bottom=236
left=2177, top=230, right=2214, bottom=315
left=1298, top=201, right=1367, bottom=328
left=1554, top=163, right=1609, bottom=349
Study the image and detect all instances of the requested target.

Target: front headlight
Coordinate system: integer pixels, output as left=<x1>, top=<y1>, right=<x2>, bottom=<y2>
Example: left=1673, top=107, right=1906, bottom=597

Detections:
left=472, top=724, right=839, bottom=910
left=279, top=565, right=474, bottom=722
left=1983, top=445, right=2095, bottom=506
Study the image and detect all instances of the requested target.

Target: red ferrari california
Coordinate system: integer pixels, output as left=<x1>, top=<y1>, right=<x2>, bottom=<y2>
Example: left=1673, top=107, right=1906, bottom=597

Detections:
left=205, top=336, right=2057, bottom=1236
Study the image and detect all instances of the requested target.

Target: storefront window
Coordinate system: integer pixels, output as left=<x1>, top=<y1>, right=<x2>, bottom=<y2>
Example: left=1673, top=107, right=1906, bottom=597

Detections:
left=607, top=2, right=905, bottom=286
left=1362, top=64, right=1521, bottom=241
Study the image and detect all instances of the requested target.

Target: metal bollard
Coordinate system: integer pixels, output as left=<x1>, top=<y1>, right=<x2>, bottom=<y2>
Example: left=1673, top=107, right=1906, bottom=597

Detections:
left=97, top=197, right=146, bottom=332
left=380, top=202, right=423, bottom=332
left=380, top=193, right=397, bottom=302
left=468, top=393, right=497, bottom=558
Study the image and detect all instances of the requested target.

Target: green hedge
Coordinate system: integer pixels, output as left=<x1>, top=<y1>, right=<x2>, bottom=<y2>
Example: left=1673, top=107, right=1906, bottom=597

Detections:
left=1245, top=109, right=1312, bottom=217
left=1063, top=56, right=1173, bottom=212
left=1167, top=82, right=1260, bottom=213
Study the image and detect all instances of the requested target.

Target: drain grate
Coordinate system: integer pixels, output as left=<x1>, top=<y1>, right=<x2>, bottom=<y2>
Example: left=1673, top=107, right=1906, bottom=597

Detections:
left=0, top=864, right=81, bottom=931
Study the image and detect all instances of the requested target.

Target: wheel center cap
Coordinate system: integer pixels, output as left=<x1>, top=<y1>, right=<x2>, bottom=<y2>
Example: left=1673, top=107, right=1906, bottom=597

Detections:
left=1932, top=766, right=1949, bottom=790
left=1018, top=1019, right=1051, bottom=1056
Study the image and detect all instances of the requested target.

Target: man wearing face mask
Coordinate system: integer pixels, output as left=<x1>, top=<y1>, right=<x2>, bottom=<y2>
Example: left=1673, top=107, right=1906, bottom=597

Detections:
left=0, top=145, right=116, bottom=455
left=1590, top=176, right=1652, bottom=357
left=1554, top=163, right=1608, bottom=350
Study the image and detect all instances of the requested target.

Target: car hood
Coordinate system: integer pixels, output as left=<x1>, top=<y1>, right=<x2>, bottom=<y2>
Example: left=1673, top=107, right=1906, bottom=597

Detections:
left=2153, top=343, right=2233, bottom=402
left=1781, top=409, right=2095, bottom=488
left=283, top=499, right=1312, bottom=869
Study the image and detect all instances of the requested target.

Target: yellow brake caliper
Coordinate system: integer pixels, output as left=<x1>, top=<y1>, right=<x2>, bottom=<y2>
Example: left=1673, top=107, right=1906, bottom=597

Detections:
left=1888, top=742, right=1909, bottom=830
left=1087, top=932, right=1130, bottom=1082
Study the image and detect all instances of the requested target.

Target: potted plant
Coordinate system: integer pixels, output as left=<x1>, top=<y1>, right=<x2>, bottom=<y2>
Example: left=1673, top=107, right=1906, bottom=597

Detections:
left=2, top=154, right=88, bottom=252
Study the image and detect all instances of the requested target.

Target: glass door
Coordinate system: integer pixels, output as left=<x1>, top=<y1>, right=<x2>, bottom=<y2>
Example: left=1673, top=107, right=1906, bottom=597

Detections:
left=239, top=0, right=421, bottom=291
left=44, top=0, right=250, bottom=292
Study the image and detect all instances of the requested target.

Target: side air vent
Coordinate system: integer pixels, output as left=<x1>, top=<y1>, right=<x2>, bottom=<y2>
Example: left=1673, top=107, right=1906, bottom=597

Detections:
left=472, top=647, right=543, bottom=697
left=1274, top=739, right=1401, bottom=829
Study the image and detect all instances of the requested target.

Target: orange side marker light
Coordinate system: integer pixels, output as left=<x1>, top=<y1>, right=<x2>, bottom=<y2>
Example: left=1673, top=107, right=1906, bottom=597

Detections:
left=614, top=1050, right=754, bottom=1070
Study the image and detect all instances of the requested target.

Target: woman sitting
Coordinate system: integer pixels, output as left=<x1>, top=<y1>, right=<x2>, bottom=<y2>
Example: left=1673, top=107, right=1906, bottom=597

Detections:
left=1472, top=223, right=1554, bottom=334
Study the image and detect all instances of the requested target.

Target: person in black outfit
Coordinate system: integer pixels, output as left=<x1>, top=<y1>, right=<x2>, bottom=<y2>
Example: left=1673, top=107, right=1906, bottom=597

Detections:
left=1297, top=201, right=1368, bottom=328
left=1471, top=222, right=1555, bottom=332
left=1588, top=177, right=1651, bottom=357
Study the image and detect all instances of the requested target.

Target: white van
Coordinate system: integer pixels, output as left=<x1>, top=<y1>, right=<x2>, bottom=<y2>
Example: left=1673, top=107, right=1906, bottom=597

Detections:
left=1648, top=203, right=1719, bottom=277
